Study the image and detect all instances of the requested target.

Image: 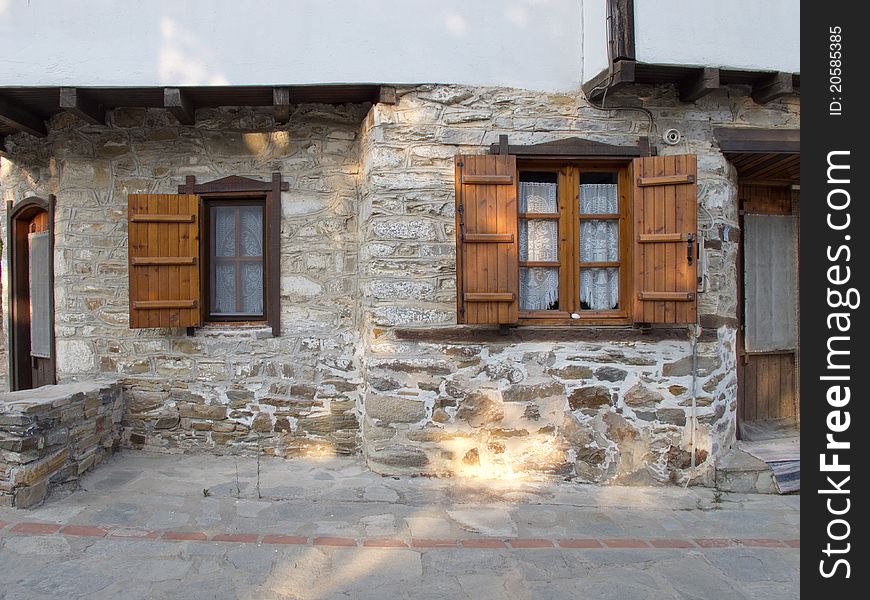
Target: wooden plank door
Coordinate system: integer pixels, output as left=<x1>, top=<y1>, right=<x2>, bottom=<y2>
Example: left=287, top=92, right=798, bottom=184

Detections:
left=737, top=183, right=799, bottom=432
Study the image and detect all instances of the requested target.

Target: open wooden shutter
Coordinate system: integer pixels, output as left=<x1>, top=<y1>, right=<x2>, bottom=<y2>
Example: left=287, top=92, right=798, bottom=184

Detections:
left=632, top=154, right=698, bottom=324
left=455, top=155, right=519, bottom=324
left=128, top=194, right=201, bottom=328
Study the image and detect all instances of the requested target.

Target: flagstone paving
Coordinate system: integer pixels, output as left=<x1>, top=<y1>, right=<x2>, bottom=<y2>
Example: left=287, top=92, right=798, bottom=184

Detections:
left=0, top=452, right=799, bottom=599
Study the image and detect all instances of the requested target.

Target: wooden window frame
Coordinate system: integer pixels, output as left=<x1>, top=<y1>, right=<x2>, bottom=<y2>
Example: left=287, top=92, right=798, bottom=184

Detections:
left=202, top=197, right=267, bottom=323
left=517, top=159, right=633, bottom=326
left=178, top=174, right=286, bottom=336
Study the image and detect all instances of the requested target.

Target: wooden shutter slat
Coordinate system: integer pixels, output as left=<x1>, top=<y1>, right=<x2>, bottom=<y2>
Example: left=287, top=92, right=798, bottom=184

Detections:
left=637, top=174, right=695, bottom=187
left=464, top=293, right=516, bottom=302
left=632, top=155, right=698, bottom=324
left=131, top=257, right=197, bottom=266
left=128, top=194, right=201, bottom=328
left=130, top=214, right=195, bottom=223
left=133, top=300, right=199, bottom=309
left=464, top=233, right=514, bottom=243
left=455, top=154, right=519, bottom=324
left=637, top=291, right=695, bottom=301
left=463, top=174, right=514, bottom=185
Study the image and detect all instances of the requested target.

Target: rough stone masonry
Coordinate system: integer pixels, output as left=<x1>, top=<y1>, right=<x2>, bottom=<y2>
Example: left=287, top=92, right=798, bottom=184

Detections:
left=0, top=83, right=800, bottom=485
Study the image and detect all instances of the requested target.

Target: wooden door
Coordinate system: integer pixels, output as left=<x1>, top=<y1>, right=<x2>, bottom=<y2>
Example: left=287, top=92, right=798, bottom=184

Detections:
left=7, top=197, right=56, bottom=390
left=737, top=184, right=799, bottom=432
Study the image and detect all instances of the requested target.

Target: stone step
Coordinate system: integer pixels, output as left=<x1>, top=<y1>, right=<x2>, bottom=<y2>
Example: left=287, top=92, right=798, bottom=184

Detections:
left=714, top=447, right=778, bottom=494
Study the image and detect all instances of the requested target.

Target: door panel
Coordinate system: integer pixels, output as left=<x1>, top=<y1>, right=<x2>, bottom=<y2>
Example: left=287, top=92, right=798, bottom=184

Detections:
left=737, top=183, right=799, bottom=431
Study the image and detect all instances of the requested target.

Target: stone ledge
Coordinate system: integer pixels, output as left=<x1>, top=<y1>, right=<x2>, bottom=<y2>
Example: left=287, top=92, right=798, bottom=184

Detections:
left=0, top=379, right=124, bottom=508
left=392, top=325, right=721, bottom=344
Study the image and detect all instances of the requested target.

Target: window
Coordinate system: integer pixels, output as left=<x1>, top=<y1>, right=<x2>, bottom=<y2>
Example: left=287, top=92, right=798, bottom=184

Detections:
left=127, top=174, right=285, bottom=335
left=455, top=153, right=698, bottom=326
left=206, top=202, right=266, bottom=320
left=516, top=164, right=631, bottom=323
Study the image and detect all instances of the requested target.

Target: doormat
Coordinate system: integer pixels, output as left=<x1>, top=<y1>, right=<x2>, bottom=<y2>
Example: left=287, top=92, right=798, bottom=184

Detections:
left=740, top=436, right=800, bottom=493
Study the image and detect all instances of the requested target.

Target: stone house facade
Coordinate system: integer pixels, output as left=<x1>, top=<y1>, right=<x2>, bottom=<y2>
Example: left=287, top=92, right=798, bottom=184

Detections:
left=0, top=1, right=800, bottom=487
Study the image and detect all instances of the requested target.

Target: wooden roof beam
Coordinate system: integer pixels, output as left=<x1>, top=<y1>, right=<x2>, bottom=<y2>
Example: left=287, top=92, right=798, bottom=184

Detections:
left=0, top=96, right=47, bottom=137
left=273, top=87, right=290, bottom=124
left=378, top=86, right=397, bottom=105
left=59, top=87, right=106, bottom=125
left=679, top=68, right=720, bottom=102
left=582, top=60, right=635, bottom=103
left=164, top=88, right=195, bottom=125
left=751, top=72, right=794, bottom=104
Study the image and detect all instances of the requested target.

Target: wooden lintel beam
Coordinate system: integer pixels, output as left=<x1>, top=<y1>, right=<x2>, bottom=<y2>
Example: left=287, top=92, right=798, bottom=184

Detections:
left=0, top=96, right=47, bottom=137
left=751, top=72, right=794, bottom=104
left=679, top=67, right=720, bottom=102
left=164, top=88, right=195, bottom=125
left=59, top=87, right=106, bottom=125
left=378, top=85, right=397, bottom=105
left=273, top=87, right=290, bottom=124
left=581, top=60, right=636, bottom=103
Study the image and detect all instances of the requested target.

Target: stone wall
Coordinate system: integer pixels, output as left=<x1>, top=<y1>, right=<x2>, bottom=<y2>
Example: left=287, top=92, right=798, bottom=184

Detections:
left=1, top=104, right=368, bottom=457
left=0, top=380, right=123, bottom=507
left=0, top=83, right=799, bottom=485
left=356, top=85, right=799, bottom=484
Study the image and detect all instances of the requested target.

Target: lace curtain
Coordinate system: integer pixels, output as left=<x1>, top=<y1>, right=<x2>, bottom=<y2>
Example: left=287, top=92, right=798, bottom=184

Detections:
left=519, top=181, right=559, bottom=310
left=212, top=206, right=264, bottom=314
left=579, top=183, right=619, bottom=310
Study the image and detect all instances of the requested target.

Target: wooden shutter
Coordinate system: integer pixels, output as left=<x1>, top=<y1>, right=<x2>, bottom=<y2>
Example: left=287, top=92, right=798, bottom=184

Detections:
left=128, top=194, right=201, bottom=328
left=455, top=154, right=519, bottom=324
left=632, top=154, right=698, bottom=324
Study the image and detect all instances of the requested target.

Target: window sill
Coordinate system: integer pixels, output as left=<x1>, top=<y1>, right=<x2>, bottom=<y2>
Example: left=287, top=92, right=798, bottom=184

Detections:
left=192, top=324, right=274, bottom=339
left=393, top=324, right=717, bottom=344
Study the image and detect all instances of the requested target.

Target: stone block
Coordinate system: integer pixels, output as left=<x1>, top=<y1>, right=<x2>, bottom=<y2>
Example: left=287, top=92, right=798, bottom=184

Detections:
left=367, top=395, right=426, bottom=424
left=624, top=383, right=664, bottom=408
left=456, top=390, right=504, bottom=428
left=568, top=386, right=612, bottom=410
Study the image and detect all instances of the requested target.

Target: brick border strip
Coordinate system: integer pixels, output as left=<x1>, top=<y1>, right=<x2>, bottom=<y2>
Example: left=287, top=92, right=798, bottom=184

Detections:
left=0, top=521, right=798, bottom=550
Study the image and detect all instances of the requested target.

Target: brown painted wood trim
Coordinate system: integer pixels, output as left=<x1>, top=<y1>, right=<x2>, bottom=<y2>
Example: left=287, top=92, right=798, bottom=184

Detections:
left=607, top=0, right=636, bottom=61
left=679, top=68, right=720, bottom=102
left=579, top=261, right=621, bottom=268
left=464, top=293, right=515, bottom=302
left=59, top=88, right=106, bottom=125
left=751, top=72, right=794, bottom=104
left=462, top=174, right=514, bottom=185
left=268, top=173, right=282, bottom=337
left=133, top=300, right=198, bottom=309
left=519, top=261, right=560, bottom=268
left=582, top=60, right=636, bottom=102
left=714, top=127, right=800, bottom=154
left=378, top=86, right=398, bottom=104
left=493, top=136, right=647, bottom=158
left=0, top=96, right=48, bottom=137
left=578, top=213, right=620, bottom=220
left=637, top=291, right=695, bottom=301
left=464, top=233, right=514, bottom=243
left=637, top=174, right=695, bottom=187
left=130, top=214, right=196, bottom=223
left=638, top=233, right=690, bottom=243
left=273, top=87, right=290, bottom=124
left=164, top=88, right=195, bottom=125
left=131, top=256, right=197, bottom=266
left=519, top=212, right=560, bottom=220
left=178, top=174, right=290, bottom=194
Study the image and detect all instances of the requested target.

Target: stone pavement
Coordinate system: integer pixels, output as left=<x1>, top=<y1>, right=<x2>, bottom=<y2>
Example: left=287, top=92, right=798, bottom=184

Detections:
left=0, top=451, right=799, bottom=599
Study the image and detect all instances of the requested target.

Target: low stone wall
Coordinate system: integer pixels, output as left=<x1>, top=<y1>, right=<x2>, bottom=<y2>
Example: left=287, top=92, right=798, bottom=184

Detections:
left=0, top=380, right=123, bottom=508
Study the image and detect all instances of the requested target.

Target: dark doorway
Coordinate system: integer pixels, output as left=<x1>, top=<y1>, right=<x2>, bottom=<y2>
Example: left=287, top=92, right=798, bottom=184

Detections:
left=6, top=195, right=56, bottom=390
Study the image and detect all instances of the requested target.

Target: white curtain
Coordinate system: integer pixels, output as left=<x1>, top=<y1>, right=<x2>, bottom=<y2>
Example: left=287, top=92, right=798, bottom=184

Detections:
left=579, top=183, right=619, bottom=310
left=519, top=181, right=559, bottom=310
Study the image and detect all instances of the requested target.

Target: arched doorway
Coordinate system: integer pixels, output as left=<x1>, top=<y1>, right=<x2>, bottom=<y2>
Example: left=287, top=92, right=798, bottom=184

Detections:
left=6, top=195, right=56, bottom=390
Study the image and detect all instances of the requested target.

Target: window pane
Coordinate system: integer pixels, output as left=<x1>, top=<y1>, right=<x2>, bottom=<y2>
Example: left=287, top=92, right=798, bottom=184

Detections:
left=240, top=206, right=263, bottom=256
left=520, top=267, right=559, bottom=310
left=580, top=268, right=619, bottom=310
left=241, top=262, right=264, bottom=314
left=214, top=207, right=236, bottom=257
left=520, top=219, right=558, bottom=261
left=579, top=220, right=619, bottom=262
left=519, top=180, right=558, bottom=213
left=214, top=262, right=236, bottom=313
left=579, top=173, right=618, bottom=214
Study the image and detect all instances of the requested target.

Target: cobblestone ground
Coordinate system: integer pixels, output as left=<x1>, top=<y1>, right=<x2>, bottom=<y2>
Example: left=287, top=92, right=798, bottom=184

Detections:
left=0, top=452, right=799, bottom=599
